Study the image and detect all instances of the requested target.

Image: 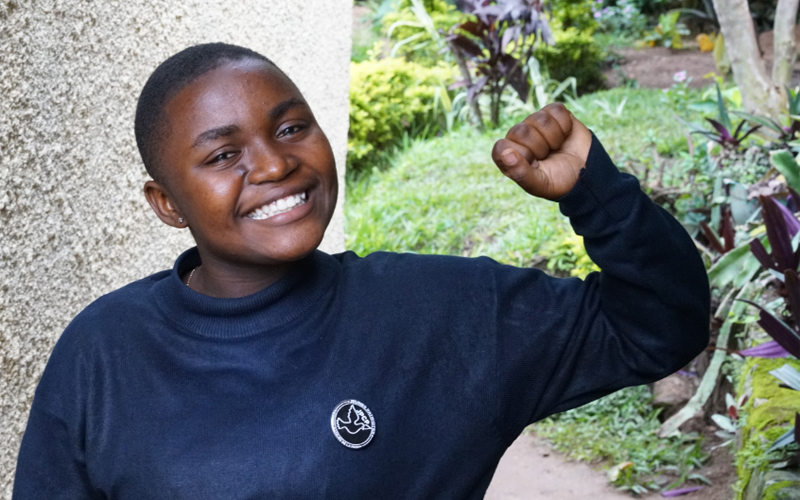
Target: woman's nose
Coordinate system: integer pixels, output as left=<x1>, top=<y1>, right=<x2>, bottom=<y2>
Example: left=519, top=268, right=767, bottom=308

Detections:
left=246, top=142, right=297, bottom=184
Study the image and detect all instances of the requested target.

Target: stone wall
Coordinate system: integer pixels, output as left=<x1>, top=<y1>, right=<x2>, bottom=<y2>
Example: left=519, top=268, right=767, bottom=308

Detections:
left=0, top=1, right=351, bottom=496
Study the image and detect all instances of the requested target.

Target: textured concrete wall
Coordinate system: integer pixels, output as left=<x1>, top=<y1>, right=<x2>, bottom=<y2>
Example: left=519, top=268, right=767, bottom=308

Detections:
left=0, top=1, right=351, bottom=496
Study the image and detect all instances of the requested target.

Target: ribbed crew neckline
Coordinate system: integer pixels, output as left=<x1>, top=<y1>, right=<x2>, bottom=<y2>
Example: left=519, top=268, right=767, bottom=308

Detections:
left=153, top=247, right=337, bottom=340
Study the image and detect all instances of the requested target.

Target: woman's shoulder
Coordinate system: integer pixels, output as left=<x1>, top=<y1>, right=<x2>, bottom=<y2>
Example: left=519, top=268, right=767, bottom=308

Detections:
left=73, top=270, right=171, bottom=324
left=329, top=250, right=503, bottom=288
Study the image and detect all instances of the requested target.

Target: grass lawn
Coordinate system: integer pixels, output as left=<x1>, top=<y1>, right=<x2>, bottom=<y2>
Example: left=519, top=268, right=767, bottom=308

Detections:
left=345, top=86, right=703, bottom=263
left=345, top=126, right=566, bottom=266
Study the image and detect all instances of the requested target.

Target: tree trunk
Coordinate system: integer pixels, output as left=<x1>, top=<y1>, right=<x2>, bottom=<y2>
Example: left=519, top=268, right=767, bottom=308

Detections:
left=712, top=0, right=786, bottom=119
left=772, top=0, right=800, bottom=88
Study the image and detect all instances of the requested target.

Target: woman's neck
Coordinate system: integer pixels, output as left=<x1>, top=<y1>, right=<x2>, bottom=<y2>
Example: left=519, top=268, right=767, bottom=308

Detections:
left=185, top=251, right=297, bottom=298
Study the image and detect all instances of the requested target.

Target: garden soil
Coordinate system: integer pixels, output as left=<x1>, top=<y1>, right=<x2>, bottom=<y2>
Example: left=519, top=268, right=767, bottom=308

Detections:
left=485, top=434, right=639, bottom=499
left=603, top=46, right=718, bottom=90
left=486, top=432, right=737, bottom=499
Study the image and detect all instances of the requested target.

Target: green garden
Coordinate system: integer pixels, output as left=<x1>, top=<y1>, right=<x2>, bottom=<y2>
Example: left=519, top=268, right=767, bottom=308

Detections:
left=347, top=0, right=800, bottom=497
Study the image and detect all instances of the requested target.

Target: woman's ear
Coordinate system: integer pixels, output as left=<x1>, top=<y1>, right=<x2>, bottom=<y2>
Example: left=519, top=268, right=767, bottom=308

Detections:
left=143, top=180, right=187, bottom=228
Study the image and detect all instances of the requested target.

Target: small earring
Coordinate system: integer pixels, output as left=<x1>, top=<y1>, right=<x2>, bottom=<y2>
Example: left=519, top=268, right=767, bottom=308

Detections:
left=178, top=217, right=185, bottom=223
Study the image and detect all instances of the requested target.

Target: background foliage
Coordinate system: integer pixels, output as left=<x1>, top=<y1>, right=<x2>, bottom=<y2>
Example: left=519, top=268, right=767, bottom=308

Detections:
left=348, top=58, right=456, bottom=171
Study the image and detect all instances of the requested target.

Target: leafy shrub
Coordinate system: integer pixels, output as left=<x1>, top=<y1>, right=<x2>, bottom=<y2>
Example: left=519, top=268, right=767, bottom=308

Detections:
left=535, top=385, right=708, bottom=493
left=549, top=0, right=598, bottom=32
left=381, top=0, right=462, bottom=65
left=591, top=0, right=648, bottom=38
left=348, top=58, right=457, bottom=172
left=540, top=233, right=599, bottom=277
left=534, top=26, right=604, bottom=93
left=643, top=11, right=689, bottom=49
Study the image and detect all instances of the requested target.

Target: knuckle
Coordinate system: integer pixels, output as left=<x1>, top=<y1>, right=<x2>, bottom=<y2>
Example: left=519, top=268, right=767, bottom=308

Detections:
left=531, top=112, right=555, bottom=129
left=507, top=123, right=532, bottom=142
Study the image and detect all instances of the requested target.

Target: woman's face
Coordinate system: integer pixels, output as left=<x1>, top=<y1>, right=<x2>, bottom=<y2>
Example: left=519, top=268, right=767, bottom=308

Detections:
left=151, top=59, right=338, bottom=270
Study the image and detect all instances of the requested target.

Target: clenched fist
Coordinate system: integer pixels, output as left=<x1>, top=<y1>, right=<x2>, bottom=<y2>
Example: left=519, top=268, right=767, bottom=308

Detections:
left=492, top=103, right=592, bottom=200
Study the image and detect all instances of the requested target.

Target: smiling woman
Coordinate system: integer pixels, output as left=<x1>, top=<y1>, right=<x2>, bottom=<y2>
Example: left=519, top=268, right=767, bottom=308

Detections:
left=12, top=36, right=709, bottom=500
left=139, top=57, right=338, bottom=297
left=1, top=3, right=352, bottom=495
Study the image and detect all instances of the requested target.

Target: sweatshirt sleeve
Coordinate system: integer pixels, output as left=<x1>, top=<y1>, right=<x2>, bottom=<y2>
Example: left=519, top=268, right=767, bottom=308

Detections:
left=493, top=134, right=710, bottom=442
left=13, top=404, right=101, bottom=500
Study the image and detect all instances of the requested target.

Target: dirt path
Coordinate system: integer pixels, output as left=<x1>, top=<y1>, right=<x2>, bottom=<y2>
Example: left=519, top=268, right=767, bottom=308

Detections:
left=485, top=434, right=647, bottom=500
left=603, top=46, right=718, bottom=89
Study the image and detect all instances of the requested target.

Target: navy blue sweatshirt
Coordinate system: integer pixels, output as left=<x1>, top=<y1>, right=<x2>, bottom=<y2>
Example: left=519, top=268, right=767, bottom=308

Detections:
left=13, top=137, right=709, bottom=499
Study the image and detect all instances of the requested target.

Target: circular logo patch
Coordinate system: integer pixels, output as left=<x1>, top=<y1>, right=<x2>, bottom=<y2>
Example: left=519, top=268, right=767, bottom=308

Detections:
left=331, top=399, right=375, bottom=449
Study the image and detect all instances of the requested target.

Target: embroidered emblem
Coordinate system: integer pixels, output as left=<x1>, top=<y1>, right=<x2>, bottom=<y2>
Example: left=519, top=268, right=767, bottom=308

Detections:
left=331, top=399, right=375, bottom=449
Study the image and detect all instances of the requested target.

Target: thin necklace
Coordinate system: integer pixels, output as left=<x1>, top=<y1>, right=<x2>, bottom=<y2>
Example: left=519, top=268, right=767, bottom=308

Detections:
left=186, top=267, right=198, bottom=288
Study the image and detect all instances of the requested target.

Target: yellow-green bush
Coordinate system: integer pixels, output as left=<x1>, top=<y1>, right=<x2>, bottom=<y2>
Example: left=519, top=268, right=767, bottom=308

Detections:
left=549, top=0, right=598, bottom=32
left=534, top=26, right=605, bottom=93
left=541, top=233, right=600, bottom=278
left=348, top=58, right=456, bottom=172
left=734, top=358, right=800, bottom=499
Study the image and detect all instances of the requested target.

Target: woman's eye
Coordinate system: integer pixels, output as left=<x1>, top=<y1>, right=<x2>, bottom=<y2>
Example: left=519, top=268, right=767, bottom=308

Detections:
left=210, top=151, right=236, bottom=163
left=278, top=124, right=304, bottom=138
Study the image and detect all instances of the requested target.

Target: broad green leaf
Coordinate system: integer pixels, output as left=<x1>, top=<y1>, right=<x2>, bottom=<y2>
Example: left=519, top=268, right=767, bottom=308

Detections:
left=772, top=150, right=800, bottom=194
left=767, top=426, right=795, bottom=452
left=716, top=83, right=732, bottom=131
left=770, top=364, right=800, bottom=391
left=707, top=241, right=760, bottom=289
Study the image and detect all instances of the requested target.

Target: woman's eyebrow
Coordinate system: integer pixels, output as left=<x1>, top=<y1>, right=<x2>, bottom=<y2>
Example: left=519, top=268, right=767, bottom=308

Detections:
left=192, top=125, right=240, bottom=148
left=269, top=97, right=307, bottom=120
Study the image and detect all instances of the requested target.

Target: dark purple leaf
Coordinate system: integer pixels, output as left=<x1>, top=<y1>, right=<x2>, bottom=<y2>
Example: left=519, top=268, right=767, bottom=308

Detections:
left=761, top=195, right=797, bottom=272
left=700, top=221, right=725, bottom=254
left=448, top=80, right=469, bottom=90
left=786, top=270, right=800, bottom=320
left=449, top=34, right=484, bottom=58
left=795, top=413, right=800, bottom=445
left=506, top=64, right=529, bottom=102
left=731, top=119, right=746, bottom=144
left=501, top=25, right=520, bottom=52
left=707, top=118, right=732, bottom=141
left=473, top=4, right=502, bottom=23
left=750, top=238, right=777, bottom=271
left=498, top=0, right=525, bottom=21
left=740, top=299, right=800, bottom=358
left=662, top=486, right=703, bottom=497
left=537, top=18, right=554, bottom=44
left=739, top=340, right=791, bottom=357
left=466, top=75, right=489, bottom=103
left=773, top=196, right=800, bottom=238
left=721, top=208, right=735, bottom=252
left=787, top=187, right=800, bottom=213
left=738, top=124, right=761, bottom=143
left=458, top=20, right=485, bottom=37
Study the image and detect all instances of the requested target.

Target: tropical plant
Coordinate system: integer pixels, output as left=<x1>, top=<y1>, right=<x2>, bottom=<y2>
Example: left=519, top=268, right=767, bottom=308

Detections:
left=736, top=87, right=800, bottom=145
left=446, top=0, right=553, bottom=127
left=384, top=0, right=462, bottom=63
left=740, top=195, right=800, bottom=359
left=680, top=83, right=760, bottom=152
left=763, top=364, right=800, bottom=452
left=591, top=0, right=647, bottom=37
left=643, top=11, right=690, bottom=49
left=500, top=58, right=577, bottom=116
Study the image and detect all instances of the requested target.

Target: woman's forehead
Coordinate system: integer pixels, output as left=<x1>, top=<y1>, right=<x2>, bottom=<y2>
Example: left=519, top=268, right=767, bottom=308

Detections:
left=163, top=62, right=301, bottom=137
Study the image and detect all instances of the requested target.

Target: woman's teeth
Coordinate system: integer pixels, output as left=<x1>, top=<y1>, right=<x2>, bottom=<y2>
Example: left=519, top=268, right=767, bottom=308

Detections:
left=247, top=192, right=307, bottom=220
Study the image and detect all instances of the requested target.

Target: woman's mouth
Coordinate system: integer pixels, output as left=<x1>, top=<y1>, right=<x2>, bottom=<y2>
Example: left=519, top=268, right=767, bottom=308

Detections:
left=246, top=192, right=307, bottom=220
